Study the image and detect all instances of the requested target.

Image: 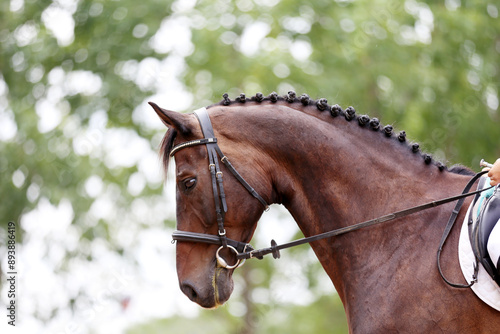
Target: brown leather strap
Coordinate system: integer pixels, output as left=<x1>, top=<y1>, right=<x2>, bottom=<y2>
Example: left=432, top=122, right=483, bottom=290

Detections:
left=238, top=173, right=492, bottom=261
left=436, top=171, right=489, bottom=288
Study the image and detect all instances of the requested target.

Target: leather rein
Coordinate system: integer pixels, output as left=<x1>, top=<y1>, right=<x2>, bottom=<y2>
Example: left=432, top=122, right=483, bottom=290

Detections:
left=170, top=107, right=491, bottom=287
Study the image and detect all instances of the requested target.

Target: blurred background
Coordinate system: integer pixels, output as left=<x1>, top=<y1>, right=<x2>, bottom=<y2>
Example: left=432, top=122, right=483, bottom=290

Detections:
left=1, top=0, right=499, bottom=333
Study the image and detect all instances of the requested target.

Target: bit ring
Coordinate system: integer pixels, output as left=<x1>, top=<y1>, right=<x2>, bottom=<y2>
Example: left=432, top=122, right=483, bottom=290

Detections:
left=216, top=245, right=245, bottom=269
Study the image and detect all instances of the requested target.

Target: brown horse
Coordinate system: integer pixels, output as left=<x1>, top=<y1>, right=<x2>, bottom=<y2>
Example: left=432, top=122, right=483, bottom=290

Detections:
left=150, top=92, right=500, bottom=333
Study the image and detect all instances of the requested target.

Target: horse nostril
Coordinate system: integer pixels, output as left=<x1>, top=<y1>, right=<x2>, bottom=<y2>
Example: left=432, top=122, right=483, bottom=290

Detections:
left=180, top=281, right=198, bottom=301
left=179, top=280, right=219, bottom=308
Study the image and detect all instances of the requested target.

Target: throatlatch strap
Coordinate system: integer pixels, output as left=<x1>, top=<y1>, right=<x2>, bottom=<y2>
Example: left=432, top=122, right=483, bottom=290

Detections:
left=215, top=146, right=268, bottom=209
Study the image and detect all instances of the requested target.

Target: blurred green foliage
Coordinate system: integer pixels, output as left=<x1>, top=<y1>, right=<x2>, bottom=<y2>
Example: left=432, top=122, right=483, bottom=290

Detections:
left=1, top=0, right=499, bottom=332
left=127, top=293, right=347, bottom=334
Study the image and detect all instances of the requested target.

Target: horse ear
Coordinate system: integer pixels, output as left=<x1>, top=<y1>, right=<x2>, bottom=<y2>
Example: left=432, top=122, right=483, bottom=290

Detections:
left=148, top=102, right=192, bottom=135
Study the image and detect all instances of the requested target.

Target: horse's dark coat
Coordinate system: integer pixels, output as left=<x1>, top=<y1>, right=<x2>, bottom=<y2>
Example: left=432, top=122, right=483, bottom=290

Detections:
left=151, top=93, right=498, bottom=333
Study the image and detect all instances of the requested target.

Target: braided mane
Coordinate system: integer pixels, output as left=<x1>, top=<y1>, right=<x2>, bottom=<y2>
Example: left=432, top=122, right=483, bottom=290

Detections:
left=161, top=91, right=474, bottom=176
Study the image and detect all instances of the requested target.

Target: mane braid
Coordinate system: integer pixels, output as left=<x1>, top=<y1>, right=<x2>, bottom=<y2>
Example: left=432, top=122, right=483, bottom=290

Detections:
left=205, top=91, right=469, bottom=174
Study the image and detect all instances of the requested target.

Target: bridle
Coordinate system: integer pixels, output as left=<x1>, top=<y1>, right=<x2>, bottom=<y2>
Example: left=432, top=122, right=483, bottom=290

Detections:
left=171, top=107, right=269, bottom=269
left=170, top=107, right=492, bottom=287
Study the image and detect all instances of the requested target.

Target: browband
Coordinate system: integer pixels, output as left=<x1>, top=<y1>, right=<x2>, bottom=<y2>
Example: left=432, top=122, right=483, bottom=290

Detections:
left=170, top=138, right=216, bottom=157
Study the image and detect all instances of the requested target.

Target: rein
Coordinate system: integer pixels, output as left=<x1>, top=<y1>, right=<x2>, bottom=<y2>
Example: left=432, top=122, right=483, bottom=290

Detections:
left=170, top=107, right=492, bottom=287
left=239, top=171, right=491, bottom=261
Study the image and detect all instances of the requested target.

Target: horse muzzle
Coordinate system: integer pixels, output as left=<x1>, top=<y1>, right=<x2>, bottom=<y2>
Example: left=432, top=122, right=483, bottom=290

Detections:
left=179, top=267, right=234, bottom=308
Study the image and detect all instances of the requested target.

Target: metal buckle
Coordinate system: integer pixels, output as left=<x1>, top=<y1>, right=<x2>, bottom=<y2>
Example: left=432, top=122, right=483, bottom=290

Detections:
left=248, top=249, right=257, bottom=259
left=216, top=245, right=244, bottom=269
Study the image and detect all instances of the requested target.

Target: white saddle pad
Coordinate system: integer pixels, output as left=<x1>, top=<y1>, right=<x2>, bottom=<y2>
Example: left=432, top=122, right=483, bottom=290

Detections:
left=458, top=202, right=500, bottom=311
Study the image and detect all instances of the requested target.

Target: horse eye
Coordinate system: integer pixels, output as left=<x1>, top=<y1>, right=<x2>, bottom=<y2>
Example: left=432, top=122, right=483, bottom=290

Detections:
left=182, top=178, right=197, bottom=191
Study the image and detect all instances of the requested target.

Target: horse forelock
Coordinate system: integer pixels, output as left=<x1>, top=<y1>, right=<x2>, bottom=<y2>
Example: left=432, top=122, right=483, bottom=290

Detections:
left=208, top=91, right=467, bottom=175
left=160, top=128, right=177, bottom=175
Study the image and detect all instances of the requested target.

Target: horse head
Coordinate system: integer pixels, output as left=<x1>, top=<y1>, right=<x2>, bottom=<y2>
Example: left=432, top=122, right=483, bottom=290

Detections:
left=149, top=102, right=270, bottom=308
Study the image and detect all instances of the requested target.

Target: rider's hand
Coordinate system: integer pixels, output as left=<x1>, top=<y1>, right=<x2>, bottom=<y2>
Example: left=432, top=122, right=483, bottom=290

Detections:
left=488, top=158, right=500, bottom=186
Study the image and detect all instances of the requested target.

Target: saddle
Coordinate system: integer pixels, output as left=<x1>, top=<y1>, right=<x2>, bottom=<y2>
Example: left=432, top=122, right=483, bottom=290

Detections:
left=469, top=177, right=500, bottom=287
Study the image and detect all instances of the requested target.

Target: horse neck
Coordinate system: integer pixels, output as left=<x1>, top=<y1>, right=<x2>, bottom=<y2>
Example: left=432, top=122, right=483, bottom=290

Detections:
left=214, top=103, right=472, bottom=301
left=243, top=104, right=463, bottom=224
